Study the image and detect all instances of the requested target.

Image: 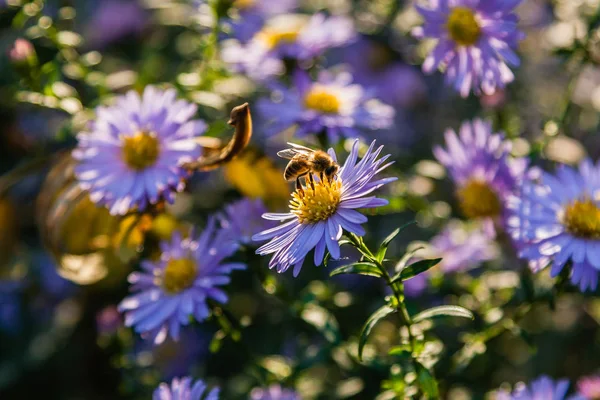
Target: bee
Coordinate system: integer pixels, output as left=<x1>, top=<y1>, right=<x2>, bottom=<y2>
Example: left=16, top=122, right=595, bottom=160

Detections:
left=277, top=143, right=340, bottom=192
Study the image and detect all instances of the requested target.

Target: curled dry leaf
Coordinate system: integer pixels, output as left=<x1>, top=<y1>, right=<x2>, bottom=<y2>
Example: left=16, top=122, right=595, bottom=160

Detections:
left=184, top=102, right=252, bottom=171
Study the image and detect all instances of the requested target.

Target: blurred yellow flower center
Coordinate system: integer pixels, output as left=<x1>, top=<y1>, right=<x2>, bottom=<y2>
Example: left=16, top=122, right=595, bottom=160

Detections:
left=122, top=131, right=160, bottom=170
left=457, top=179, right=501, bottom=219
left=163, top=258, right=197, bottom=294
left=447, top=7, right=481, bottom=46
left=257, top=28, right=300, bottom=49
left=290, top=177, right=342, bottom=224
left=234, top=0, right=255, bottom=9
left=562, top=199, right=600, bottom=238
left=304, top=87, right=341, bottom=114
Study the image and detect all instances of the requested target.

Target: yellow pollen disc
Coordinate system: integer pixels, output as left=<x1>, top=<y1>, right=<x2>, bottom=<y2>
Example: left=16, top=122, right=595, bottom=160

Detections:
left=457, top=179, right=501, bottom=219
left=122, top=131, right=160, bottom=171
left=162, top=258, right=197, bottom=294
left=256, top=28, right=300, bottom=49
left=304, top=87, right=341, bottom=114
left=290, top=177, right=342, bottom=224
left=447, top=7, right=481, bottom=46
left=562, top=198, right=600, bottom=239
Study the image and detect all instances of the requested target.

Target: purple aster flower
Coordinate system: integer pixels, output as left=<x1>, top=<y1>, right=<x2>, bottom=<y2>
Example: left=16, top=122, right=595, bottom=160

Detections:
left=258, top=70, right=395, bottom=143
left=73, top=86, right=205, bottom=216
left=496, top=375, right=569, bottom=400
left=250, top=384, right=300, bottom=400
left=226, top=0, right=298, bottom=41
left=413, top=0, right=524, bottom=97
left=118, top=219, right=244, bottom=344
left=575, top=375, right=600, bottom=400
left=153, top=377, right=219, bottom=400
left=434, top=119, right=527, bottom=228
left=506, top=160, right=600, bottom=292
left=222, top=13, right=355, bottom=81
left=252, top=139, right=396, bottom=276
left=85, top=0, right=147, bottom=49
left=218, top=198, right=277, bottom=246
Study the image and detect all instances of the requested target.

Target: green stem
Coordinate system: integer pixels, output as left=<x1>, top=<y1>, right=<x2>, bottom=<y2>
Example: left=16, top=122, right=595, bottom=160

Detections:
left=347, top=233, right=418, bottom=365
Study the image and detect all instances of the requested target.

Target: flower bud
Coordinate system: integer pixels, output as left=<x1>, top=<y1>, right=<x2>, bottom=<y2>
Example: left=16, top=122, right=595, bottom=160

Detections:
left=9, top=38, right=38, bottom=71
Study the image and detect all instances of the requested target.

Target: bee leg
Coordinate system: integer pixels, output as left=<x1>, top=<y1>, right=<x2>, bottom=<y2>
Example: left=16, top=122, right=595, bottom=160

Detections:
left=307, top=173, right=315, bottom=191
left=295, top=178, right=304, bottom=197
left=320, top=172, right=325, bottom=183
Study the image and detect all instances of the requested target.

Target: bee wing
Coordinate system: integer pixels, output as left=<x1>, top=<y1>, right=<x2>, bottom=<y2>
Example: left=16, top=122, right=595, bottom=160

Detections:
left=276, top=149, right=300, bottom=159
left=287, top=142, right=315, bottom=153
left=277, top=143, right=315, bottom=159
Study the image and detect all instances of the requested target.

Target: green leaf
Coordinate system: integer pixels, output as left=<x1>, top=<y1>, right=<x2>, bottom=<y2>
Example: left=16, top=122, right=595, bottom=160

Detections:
left=412, top=305, right=474, bottom=323
left=392, top=258, right=442, bottom=282
left=393, top=246, right=425, bottom=275
left=358, top=305, right=396, bottom=361
left=330, top=262, right=383, bottom=278
left=376, top=221, right=416, bottom=262
left=416, top=362, right=440, bottom=399
left=323, top=252, right=332, bottom=267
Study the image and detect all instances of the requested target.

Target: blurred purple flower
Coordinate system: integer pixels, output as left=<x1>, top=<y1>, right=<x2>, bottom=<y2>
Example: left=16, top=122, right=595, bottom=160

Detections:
left=413, top=0, right=524, bottom=97
left=222, top=13, right=355, bottom=81
left=96, top=305, right=122, bottom=336
left=258, top=70, right=394, bottom=142
left=226, top=0, right=298, bottom=41
left=73, top=86, right=205, bottom=215
left=250, top=384, right=300, bottom=400
left=496, top=375, right=569, bottom=400
left=575, top=375, right=600, bottom=400
left=430, top=220, right=498, bottom=273
left=118, top=220, right=245, bottom=344
left=153, top=377, right=219, bottom=400
left=434, top=119, right=527, bottom=228
left=85, top=0, right=147, bottom=48
left=404, top=273, right=428, bottom=298
left=0, top=280, right=22, bottom=334
left=506, top=161, right=600, bottom=292
left=218, top=198, right=277, bottom=247
left=336, top=38, right=426, bottom=107
left=252, top=140, right=395, bottom=276
left=405, top=220, right=497, bottom=297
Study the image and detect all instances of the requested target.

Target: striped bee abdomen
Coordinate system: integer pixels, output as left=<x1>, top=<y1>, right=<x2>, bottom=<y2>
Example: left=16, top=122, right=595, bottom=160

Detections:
left=283, top=159, right=310, bottom=181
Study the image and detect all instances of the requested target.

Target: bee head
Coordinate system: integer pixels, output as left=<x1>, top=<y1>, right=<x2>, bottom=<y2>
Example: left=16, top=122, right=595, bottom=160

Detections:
left=324, top=164, right=339, bottom=180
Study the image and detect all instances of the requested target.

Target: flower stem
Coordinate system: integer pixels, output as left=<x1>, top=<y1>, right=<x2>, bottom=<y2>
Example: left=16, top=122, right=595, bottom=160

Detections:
left=347, top=233, right=418, bottom=363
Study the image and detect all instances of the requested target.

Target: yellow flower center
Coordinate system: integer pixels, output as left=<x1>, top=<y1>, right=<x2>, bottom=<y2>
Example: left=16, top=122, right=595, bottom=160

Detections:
left=234, top=0, right=255, bottom=9
left=562, top=198, right=600, bottom=239
left=162, top=258, right=197, bottom=294
left=122, top=131, right=160, bottom=171
left=304, top=87, right=341, bottom=114
left=290, top=177, right=342, bottom=224
left=447, top=7, right=481, bottom=46
left=256, top=28, right=300, bottom=49
left=457, top=179, right=502, bottom=219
